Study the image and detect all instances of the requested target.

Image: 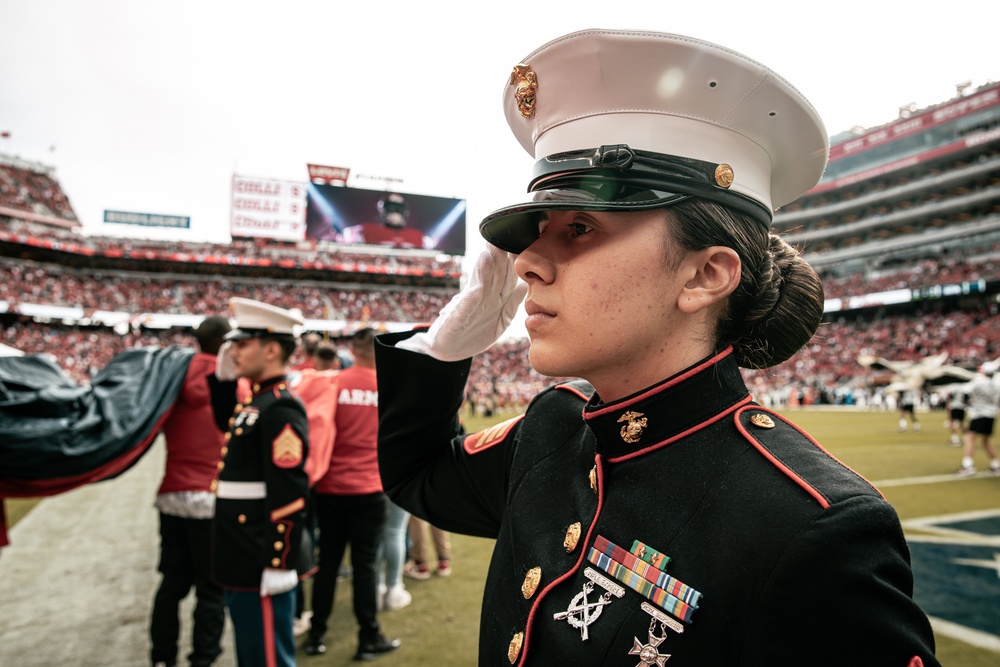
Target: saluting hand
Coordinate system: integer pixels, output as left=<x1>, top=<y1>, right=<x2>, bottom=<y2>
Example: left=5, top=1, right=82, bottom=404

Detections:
left=215, top=341, right=237, bottom=381
left=398, top=245, right=527, bottom=361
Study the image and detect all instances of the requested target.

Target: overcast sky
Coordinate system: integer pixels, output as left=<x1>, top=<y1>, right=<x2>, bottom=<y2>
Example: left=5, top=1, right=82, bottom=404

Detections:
left=1, top=0, right=997, bottom=267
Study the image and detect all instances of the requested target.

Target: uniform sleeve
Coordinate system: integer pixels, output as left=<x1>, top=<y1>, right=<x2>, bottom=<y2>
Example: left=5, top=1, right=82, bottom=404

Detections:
left=741, top=495, right=940, bottom=667
left=375, top=331, right=516, bottom=539
left=206, top=375, right=239, bottom=432
left=257, top=398, right=310, bottom=572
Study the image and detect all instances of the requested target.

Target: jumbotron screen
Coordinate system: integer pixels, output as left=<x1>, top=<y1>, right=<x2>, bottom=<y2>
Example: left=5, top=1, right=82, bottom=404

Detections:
left=305, top=184, right=466, bottom=254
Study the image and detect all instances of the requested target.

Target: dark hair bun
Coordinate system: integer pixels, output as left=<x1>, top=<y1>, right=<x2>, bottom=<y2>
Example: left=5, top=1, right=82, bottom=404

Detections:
left=732, top=235, right=824, bottom=369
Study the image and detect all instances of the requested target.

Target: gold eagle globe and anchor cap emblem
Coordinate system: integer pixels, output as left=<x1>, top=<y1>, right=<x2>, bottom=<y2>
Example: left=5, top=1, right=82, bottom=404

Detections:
left=509, top=64, right=538, bottom=118
left=618, top=411, right=648, bottom=444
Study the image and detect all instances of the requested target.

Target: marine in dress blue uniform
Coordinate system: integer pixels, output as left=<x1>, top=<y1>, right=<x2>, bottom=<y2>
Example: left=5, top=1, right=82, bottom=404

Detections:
left=374, top=29, right=941, bottom=667
left=208, top=298, right=311, bottom=667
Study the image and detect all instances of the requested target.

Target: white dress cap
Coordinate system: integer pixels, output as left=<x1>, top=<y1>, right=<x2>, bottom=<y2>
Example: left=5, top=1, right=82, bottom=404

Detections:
left=481, top=29, right=829, bottom=253
left=225, top=297, right=305, bottom=340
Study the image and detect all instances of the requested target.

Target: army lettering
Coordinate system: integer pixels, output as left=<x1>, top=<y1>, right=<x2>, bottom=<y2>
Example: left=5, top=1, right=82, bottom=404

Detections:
left=338, top=388, right=377, bottom=406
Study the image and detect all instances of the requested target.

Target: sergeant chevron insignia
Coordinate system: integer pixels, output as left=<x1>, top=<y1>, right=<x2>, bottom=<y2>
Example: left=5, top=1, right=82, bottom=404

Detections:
left=272, top=424, right=303, bottom=468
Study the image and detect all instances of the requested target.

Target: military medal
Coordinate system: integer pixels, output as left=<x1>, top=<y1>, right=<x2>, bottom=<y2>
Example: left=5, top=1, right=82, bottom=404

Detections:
left=640, top=601, right=684, bottom=635
left=587, top=535, right=702, bottom=624
left=628, top=618, right=671, bottom=666
left=584, top=567, right=625, bottom=599
left=552, top=581, right=612, bottom=640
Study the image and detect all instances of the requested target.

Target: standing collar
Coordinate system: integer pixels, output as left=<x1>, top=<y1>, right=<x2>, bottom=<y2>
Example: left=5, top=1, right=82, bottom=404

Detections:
left=583, top=348, right=750, bottom=461
left=251, top=374, right=288, bottom=396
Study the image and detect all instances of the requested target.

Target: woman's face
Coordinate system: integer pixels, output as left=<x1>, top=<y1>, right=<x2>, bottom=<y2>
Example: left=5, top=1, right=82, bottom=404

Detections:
left=514, top=208, right=712, bottom=400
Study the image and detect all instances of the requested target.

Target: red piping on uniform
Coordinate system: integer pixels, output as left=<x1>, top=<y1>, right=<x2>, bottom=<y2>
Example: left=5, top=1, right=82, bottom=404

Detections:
left=907, top=656, right=924, bottom=667
left=608, top=395, right=752, bottom=464
left=734, top=406, right=829, bottom=509
left=261, top=594, right=277, bottom=667
left=585, top=347, right=734, bottom=419
left=555, top=383, right=591, bottom=402
left=518, top=454, right=607, bottom=667
left=276, top=519, right=294, bottom=568
left=734, top=405, right=885, bottom=507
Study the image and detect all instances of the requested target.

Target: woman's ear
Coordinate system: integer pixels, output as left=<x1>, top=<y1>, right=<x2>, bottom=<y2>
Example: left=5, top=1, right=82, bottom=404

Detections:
left=677, top=246, right=741, bottom=315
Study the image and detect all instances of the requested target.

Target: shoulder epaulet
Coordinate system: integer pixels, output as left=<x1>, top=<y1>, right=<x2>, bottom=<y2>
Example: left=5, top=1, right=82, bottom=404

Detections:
left=734, top=406, right=882, bottom=509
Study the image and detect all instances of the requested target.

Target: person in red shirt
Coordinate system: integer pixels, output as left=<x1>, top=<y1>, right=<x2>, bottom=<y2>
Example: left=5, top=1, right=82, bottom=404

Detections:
left=150, top=315, right=231, bottom=667
left=292, top=332, right=322, bottom=371
left=306, top=328, right=400, bottom=660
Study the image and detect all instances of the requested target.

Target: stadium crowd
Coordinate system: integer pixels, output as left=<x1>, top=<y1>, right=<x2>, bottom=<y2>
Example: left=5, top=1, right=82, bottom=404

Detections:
left=6, top=300, right=1000, bottom=412
left=0, top=261, right=453, bottom=322
left=2, top=215, right=463, bottom=278
left=818, top=252, right=1000, bottom=300
left=0, top=160, right=79, bottom=223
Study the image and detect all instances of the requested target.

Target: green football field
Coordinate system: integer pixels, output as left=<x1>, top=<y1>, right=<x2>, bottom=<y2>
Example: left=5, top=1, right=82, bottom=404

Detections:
left=7, top=407, right=998, bottom=665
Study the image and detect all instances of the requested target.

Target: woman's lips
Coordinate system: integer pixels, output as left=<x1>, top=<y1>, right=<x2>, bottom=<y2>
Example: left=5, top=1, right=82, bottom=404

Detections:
left=524, top=300, right=555, bottom=329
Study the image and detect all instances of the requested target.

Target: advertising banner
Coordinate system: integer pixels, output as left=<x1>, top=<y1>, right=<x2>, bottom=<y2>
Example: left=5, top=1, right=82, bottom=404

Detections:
left=307, top=164, right=351, bottom=185
left=230, top=176, right=307, bottom=241
left=104, top=210, right=190, bottom=229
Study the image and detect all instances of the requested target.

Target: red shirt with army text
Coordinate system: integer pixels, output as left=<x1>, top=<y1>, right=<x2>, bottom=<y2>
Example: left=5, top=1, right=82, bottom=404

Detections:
left=314, top=365, right=382, bottom=495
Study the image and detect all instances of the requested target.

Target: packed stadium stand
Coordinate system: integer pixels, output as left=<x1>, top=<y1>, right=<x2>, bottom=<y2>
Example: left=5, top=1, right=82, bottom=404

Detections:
left=2, top=79, right=999, bottom=407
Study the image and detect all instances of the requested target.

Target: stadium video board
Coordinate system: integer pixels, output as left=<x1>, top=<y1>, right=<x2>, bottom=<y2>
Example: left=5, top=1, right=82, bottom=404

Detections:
left=305, top=184, right=466, bottom=254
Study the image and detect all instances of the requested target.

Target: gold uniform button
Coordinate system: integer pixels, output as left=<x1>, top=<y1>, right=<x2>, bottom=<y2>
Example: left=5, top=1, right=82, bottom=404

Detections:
left=234, top=405, right=242, bottom=414
left=228, top=417, right=235, bottom=427
left=235, top=428, right=243, bottom=436
left=274, top=541, right=283, bottom=550
left=714, top=162, right=735, bottom=188
left=589, top=467, right=598, bottom=494
left=253, top=383, right=261, bottom=393
left=224, top=432, right=232, bottom=442
left=278, top=383, right=286, bottom=390
left=508, top=631, right=523, bottom=664
left=220, top=447, right=228, bottom=457
left=238, top=514, right=247, bottom=524
left=521, top=566, right=541, bottom=599
left=750, top=413, right=776, bottom=429
left=217, top=461, right=225, bottom=471
left=564, top=522, right=582, bottom=553
left=271, top=558, right=281, bottom=567
left=277, top=524, right=286, bottom=534
left=243, top=398, right=252, bottom=405
left=210, top=480, right=218, bottom=492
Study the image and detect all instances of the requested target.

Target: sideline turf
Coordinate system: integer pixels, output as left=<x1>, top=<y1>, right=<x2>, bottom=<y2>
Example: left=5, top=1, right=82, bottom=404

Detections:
left=6, top=408, right=997, bottom=665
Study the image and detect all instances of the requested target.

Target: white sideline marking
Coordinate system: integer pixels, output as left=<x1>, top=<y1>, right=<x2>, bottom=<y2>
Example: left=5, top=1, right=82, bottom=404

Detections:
left=928, top=616, right=1000, bottom=653
left=872, top=472, right=995, bottom=487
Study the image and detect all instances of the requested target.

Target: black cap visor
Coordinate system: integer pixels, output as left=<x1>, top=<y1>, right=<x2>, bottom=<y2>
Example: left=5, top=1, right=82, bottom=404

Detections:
left=224, top=328, right=266, bottom=341
left=224, top=328, right=298, bottom=341
left=480, top=145, right=771, bottom=253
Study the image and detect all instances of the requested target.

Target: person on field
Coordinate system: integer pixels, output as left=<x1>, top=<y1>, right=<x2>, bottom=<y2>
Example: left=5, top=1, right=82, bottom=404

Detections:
left=374, top=28, right=941, bottom=666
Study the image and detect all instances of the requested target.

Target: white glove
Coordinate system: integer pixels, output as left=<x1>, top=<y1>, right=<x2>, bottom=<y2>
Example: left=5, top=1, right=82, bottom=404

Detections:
left=215, top=341, right=237, bottom=381
left=260, top=567, right=298, bottom=597
left=398, top=245, right=527, bottom=361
